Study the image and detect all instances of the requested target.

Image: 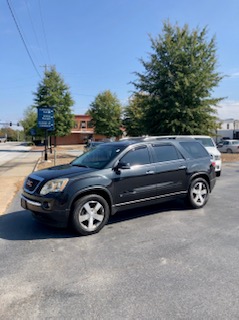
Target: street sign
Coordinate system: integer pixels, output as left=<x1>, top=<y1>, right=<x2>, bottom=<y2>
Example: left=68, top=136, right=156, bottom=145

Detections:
left=37, top=107, right=54, bottom=129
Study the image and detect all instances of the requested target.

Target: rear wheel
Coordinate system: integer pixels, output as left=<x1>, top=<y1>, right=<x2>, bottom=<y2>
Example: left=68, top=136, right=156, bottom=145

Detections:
left=188, top=178, right=209, bottom=209
left=72, top=194, right=110, bottom=236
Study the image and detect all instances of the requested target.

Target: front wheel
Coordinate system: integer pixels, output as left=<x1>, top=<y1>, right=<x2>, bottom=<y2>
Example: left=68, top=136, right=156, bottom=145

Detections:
left=226, top=148, right=233, bottom=153
left=188, top=178, right=209, bottom=209
left=72, top=194, right=110, bottom=236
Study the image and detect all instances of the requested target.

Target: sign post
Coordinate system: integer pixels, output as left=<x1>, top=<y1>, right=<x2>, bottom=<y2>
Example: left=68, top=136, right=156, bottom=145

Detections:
left=37, top=107, right=54, bottom=161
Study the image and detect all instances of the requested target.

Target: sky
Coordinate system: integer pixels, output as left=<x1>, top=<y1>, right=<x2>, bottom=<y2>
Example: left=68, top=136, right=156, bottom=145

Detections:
left=1, top=0, right=239, bottom=129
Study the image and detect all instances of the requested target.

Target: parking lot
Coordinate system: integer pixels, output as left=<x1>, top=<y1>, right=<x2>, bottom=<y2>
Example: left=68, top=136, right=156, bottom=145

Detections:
left=1, top=163, right=239, bottom=319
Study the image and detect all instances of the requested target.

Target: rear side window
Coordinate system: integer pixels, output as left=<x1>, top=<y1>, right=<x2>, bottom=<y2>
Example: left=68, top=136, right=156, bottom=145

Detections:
left=194, top=137, right=215, bottom=147
left=180, top=141, right=209, bottom=159
left=152, top=144, right=183, bottom=162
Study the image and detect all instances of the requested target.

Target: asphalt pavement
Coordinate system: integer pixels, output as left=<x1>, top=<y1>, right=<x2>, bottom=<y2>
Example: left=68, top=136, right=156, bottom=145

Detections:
left=1, top=164, right=239, bottom=319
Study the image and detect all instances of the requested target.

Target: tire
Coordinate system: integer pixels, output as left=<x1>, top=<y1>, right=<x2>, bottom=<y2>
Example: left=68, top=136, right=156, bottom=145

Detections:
left=226, top=148, right=233, bottom=153
left=188, top=178, right=209, bottom=209
left=216, top=171, right=221, bottom=177
left=72, top=194, right=110, bottom=236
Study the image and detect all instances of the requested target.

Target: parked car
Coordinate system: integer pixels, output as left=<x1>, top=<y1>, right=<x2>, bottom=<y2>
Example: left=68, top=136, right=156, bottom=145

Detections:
left=21, top=138, right=216, bottom=236
left=84, top=141, right=104, bottom=152
left=191, top=136, right=222, bottom=177
left=0, top=136, right=7, bottom=143
left=217, top=139, right=239, bottom=153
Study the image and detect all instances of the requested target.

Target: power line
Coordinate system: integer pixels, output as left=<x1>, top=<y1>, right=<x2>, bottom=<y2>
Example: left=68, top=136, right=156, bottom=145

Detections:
left=6, top=0, right=42, bottom=78
left=38, top=0, right=51, bottom=64
left=24, top=0, right=45, bottom=63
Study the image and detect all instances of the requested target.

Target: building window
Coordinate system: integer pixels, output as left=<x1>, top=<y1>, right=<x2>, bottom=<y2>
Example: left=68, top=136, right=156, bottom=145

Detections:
left=80, top=121, right=86, bottom=128
left=74, top=121, right=78, bottom=128
left=227, top=124, right=229, bottom=129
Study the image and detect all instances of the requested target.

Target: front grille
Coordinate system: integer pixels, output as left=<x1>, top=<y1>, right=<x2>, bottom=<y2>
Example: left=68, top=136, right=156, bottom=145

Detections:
left=24, top=175, right=43, bottom=194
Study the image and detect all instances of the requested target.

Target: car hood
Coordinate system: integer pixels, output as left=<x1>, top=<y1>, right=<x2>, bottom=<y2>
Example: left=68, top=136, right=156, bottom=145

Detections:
left=32, top=164, right=97, bottom=180
left=205, top=146, right=221, bottom=155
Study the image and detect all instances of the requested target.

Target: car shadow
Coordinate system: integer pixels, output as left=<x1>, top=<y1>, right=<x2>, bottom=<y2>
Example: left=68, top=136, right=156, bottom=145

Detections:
left=108, top=199, right=187, bottom=225
left=0, top=210, right=76, bottom=241
left=0, top=199, right=187, bottom=241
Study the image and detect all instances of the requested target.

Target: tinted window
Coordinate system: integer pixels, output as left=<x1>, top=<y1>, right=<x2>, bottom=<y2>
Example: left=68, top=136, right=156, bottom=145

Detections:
left=152, top=144, right=183, bottom=162
left=120, top=146, right=150, bottom=166
left=180, top=141, right=209, bottom=159
left=195, top=137, right=215, bottom=147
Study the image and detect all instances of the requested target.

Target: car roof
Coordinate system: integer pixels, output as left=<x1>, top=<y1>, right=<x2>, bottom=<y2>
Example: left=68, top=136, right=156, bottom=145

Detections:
left=100, top=137, right=197, bottom=148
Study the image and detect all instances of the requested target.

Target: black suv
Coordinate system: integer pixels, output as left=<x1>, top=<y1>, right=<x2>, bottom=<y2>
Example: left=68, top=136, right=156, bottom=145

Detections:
left=21, top=138, right=216, bottom=236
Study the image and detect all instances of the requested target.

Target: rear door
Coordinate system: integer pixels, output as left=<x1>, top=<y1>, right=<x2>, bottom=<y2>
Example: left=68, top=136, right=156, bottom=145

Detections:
left=151, top=143, right=188, bottom=196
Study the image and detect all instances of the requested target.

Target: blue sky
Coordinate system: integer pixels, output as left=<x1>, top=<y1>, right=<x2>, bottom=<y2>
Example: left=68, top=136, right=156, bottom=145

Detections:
left=1, top=0, right=239, bottom=128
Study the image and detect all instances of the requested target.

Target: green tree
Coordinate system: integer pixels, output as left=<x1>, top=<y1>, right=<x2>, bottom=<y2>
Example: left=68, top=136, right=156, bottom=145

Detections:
left=0, top=127, right=23, bottom=141
left=20, top=106, right=39, bottom=140
left=88, top=90, right=122, bottom=138
left=33, top=66, right=75, bottom=140
left=123, top=94, right=147, bottom=136
left=132, top=21, right=224, bottom=136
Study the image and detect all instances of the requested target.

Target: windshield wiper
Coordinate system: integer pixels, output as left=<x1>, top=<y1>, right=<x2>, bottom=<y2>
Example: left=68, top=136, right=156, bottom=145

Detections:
left=71, top=164, right=89, bottom=168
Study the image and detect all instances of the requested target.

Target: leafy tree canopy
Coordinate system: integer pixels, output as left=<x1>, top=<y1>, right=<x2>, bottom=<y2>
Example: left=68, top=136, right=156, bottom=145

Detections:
left=88, top=90, right=122, bottom=138
left=123, top=95, right=147, bottom=137
left=132, top=21, right=224, bottom=136
left=33, top=66, right=75, bottom=137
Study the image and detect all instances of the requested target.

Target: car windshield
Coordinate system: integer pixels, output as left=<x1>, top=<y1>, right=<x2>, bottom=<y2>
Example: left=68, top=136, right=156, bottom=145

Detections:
left=195, top=138, right=215, bottom=147
left=71, top=144, right=126, bottom=169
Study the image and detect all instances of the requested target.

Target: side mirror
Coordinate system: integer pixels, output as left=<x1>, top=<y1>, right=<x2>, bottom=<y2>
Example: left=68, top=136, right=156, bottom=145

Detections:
left=113, top=161, right=131, bottom=171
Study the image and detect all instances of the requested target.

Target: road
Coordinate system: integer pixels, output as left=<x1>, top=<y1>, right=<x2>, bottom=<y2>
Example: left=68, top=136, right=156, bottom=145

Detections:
left=1, top=164, right=239, bottom=319
left=0, top=142, right=41, bottom=214
left=0, top=142, right=32, bottom=165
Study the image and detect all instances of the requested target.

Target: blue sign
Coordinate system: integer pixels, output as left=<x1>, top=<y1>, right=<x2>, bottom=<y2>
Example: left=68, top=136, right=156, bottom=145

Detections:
left=37, top=107, right=54, bottom=129
left=30, top=128, right=36, bottom=136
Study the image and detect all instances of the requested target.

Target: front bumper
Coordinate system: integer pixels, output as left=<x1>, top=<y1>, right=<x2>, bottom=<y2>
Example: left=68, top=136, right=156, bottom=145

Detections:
left=21, top=193, right=70, bottom=228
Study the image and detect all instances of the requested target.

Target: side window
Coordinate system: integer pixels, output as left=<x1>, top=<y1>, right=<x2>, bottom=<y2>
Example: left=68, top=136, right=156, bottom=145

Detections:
left=120, top=146, right=150, bottom=166
left=152, top=145, right=183, bottom=162
left=180, top=141, right=209, bottom=158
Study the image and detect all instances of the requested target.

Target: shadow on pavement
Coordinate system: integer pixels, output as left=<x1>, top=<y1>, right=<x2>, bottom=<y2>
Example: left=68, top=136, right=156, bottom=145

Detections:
left=0, top=210, right=76, bottom=241
left=0, top=199, right=186, bottom=241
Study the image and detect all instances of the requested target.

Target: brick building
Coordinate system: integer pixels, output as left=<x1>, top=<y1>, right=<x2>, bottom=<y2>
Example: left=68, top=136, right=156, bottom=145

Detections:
left=55, top=115, right=106, bottom=145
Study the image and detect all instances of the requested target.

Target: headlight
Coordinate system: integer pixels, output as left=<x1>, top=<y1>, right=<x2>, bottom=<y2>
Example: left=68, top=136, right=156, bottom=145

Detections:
left=40, top=178, right=69, bottom=195
left=210, top=154, right=221, bottom=161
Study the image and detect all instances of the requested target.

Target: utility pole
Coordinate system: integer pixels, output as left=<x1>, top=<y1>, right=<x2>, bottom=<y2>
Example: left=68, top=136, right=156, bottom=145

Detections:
left=40, top=64, right=50, bottom=74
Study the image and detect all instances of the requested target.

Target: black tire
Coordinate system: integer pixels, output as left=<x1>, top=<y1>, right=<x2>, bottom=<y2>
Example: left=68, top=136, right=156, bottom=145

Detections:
left=216, top=171, right=221, bottom=177
left=188, top=178, right=209, bottom=209
left=226, top=148, right=233, bottom=153
left=72, top=194, right=110, bottom=236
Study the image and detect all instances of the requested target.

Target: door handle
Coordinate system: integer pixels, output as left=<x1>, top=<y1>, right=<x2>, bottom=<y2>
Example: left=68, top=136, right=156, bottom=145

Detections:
left=178, top=166, right=186, bottom=169
left=146, top=170, right=155, bottom=174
